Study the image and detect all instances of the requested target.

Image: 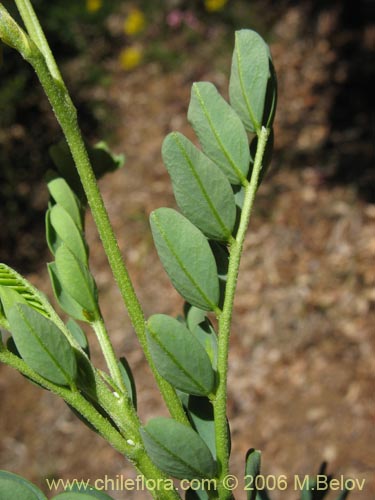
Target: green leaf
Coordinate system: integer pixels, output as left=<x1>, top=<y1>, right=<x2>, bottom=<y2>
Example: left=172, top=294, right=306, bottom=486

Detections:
left=47, top=177, right=83, bottom=230
left=118, top=357, right=137, bottom=408
left=53, top=490, right=115, bottom=500
left=0, top=470, right=47, bottom=500
left=7, top=303, right=77, bottom=386
left=245, top=448, right=262, bottom=500
left=54, top=244, right=98, bottom=320
left=50, top=204, right=88, bottom=263
left=66, top=318, right=90, bottom=356
left=185, top=395, right=216, bottom=457
left=262, top=60, right=277, bottom=130
left=46, top=207, right=62, bottom=255
left=0, top=263, right=50, bottom=318
left=150, top=208, right=220, bottom=311
left=49, top=140, right=125, bottom=205
left=162, top=132, right=236, bottom=240
left=185, top=304, right=218, bottom=370
left=185, top=489, right=209, bottom=500
left=188, top=82, right=250, bottom=184
left=89, top=141, right=125, bottom=179
left=141, top=417, right=217, bottom=480
left=229, top=30, right=271, bottom=133
left=146, top=314, right=215, bottom=396
left=47, top=263, right=90, bottom=322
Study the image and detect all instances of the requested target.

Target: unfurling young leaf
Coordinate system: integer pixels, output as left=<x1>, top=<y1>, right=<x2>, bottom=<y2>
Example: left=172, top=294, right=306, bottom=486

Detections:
left=141, top=417, right=217, bottom=480
left=7, top=303, right=77, bottom=387
left=150, top=208, right=220, bottom=311
left=162, top=132, right=236, bottom=241
left=188, top=82, right=250, bottom=184
left=146, top=314, right=215, bottom=396
left=0, top=263, right=50, bottom=318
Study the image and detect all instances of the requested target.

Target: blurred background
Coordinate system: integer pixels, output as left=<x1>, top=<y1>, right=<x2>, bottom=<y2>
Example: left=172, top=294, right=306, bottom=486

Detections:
left=0, top=0, right=374, bottom=499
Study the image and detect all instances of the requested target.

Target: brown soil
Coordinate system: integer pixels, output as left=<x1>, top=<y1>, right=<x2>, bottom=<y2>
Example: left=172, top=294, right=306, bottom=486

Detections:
left=0, top=3, right=374, bottom=500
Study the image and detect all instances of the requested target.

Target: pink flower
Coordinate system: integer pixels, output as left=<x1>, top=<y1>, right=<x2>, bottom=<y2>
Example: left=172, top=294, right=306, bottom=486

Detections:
left=166, top=10, right=184, bottom=29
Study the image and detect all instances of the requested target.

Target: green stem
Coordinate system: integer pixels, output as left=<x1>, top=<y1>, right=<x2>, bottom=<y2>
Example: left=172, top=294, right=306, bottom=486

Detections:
left=92, top=315, right=128, bottom=395
left=0, top=348, right=181, bottom=500
left=13, top=2, right=188, bottom=427
left=214, top=127, right=269, bottom=499
left=13, top=0, right=62, bottom=82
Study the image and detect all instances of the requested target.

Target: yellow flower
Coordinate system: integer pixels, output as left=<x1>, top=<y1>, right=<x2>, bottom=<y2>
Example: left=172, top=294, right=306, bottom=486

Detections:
left=119, top=46, right=143, bottom=70
left=204, top=0, right=228, bottom=12
left=86, top=0, right=102, bottom=13
left=123, top=9, right=146, bottom=36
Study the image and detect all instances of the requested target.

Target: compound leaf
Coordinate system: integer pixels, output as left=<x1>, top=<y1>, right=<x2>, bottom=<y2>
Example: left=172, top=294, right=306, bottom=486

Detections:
left=7, top=303, right=77, bottom=386
left=150, top=208, right=219, bottom=311
left=141, top=417, right=217, bottom=480
left=146, top=314, right=215, bottom=396
left=162, top=132, right=236, bottom=240
left=0, top=263, right=50, bottom=318
left=188, top=82, right=250, bottom=184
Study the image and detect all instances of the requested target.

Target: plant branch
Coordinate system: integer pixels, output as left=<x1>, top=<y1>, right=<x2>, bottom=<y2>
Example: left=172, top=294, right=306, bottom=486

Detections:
left=92, top=315, right=129, bottom=395
left=10, top=1, right=189, bottom=427
left=14, top=0, right=63, bottom=82
left=0, top=348, right=181, bottom=500
left=214, top=126, right=269, bottom=499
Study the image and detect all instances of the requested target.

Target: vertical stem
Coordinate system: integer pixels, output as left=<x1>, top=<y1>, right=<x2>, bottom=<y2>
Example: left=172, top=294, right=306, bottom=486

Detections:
left=14, top=0, right=63, bottom=82
left=92, top=315, right=128, bottom=394
left=14, top=13, right=189, bottom=425
left=214, top=127, right=269, bottom=499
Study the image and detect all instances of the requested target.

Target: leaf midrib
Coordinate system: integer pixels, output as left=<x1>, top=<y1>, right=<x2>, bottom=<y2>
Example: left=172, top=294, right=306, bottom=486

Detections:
left=193, top=84, right=246, bottom=183
left=235, top=33, right=260, bottom=132
left=152, top=213, right=217, bottom=311
left=144, top=426, right=210, bottom=478
left=173, top=133, right=231, bottom=240
left=148, top=325, right=211, bottom=395
left=16, top=304, right=73, bottom=385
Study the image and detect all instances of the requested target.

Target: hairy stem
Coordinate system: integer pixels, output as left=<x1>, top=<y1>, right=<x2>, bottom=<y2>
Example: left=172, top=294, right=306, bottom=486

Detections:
left=92, top=315, right=129, bottom=395
left=14, top=0, right=188, bottom=427
left=214, top=127, right=269, bottom=499
left=14, top=0, right=62, bottom=82
left=0, top=349, right=181, bottom=499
